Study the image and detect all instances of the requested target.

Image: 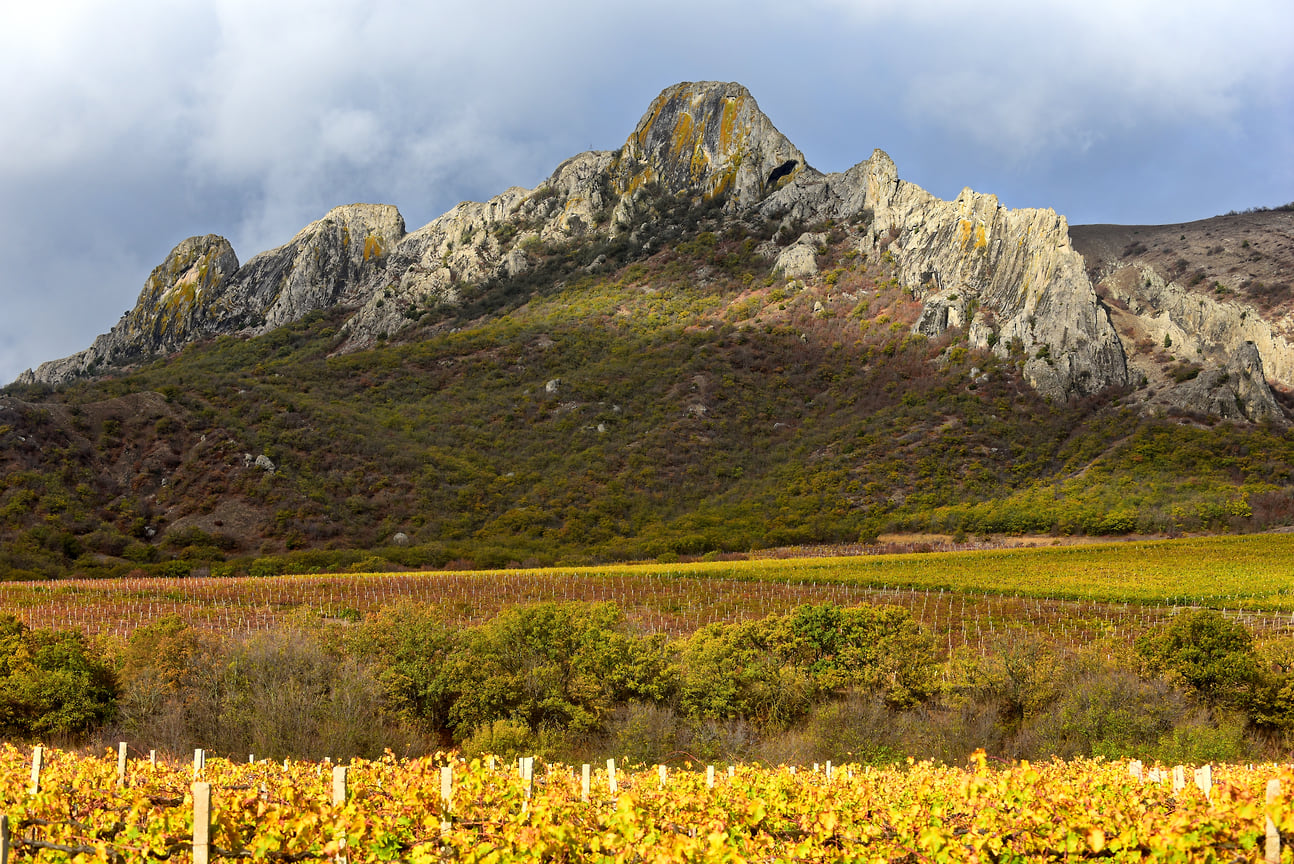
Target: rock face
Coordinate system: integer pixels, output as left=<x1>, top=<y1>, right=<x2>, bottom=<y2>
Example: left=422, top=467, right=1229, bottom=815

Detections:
left=17, top=235, right=240, bottom=385
left=1162, top=342, right=1281, bottom=421
left=44, top=78, right=1289, bottom=418
left=757, top=149, right=1129, bottom=399
left=17, top=205, right=403, bottom=386
left=1071, top=225, right=1292, bottom=421
left=224, top=203, right=406, bottom=334
left=610, top=81, right=808, bottom=210
left=773, top=233, right=824, bottom=280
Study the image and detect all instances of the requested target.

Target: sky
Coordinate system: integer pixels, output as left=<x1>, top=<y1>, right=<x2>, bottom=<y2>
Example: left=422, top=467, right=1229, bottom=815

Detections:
left=1, top=0, right=1291, bottom=385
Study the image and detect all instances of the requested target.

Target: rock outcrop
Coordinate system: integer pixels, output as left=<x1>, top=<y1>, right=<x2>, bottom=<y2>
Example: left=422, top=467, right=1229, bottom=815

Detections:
left=17, top=235, right=240, bottom=385
left=1071, top=226, right=1293, bottom=421
left=225, top=203, right=406, bottom=334
left=1161, top=341, right=1281, bottom=421
left=610, top=81, right=807, bottom=211
left=17, top=205, right=404, bottom=387
left=756, top=150, right=1129, bottom=399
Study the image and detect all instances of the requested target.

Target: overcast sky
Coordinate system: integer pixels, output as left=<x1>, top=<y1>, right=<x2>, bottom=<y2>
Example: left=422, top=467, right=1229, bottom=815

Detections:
left=2, top=0, right=1291, bottom=384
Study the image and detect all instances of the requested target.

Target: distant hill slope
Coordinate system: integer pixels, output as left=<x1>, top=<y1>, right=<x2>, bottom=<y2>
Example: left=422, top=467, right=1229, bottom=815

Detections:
left=2, top=83, right=1292, bottom=578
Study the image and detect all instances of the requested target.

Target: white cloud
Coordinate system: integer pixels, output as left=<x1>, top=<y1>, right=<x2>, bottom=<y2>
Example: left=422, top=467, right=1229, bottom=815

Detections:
left=810, top=0, right=1294, bottom=157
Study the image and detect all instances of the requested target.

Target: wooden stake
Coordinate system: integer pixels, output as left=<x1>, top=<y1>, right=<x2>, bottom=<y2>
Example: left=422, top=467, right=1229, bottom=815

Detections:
left=0, top=813, right=10, bottom=864
left=1267, top=778, right=1281, bottom=864
left=192, top=782, right=211, bottom=864
left=1194, top=765, right=1213, bottom=798
left=706, top=765, right=715, bottom=789
left=193, top=748, right=205, bottom=779
left=521, top=757, right=534, bottom=799
left=332, top=765, right=349, bottom=805
left=440, top=765, right=453, bottom=811
left=29, top=746, right=43, bottom=795
left=149, top=750, right=157, bottom=768
left=581, top=764, right=591, bottom=802
left=607, top=758, right=617, bottom=794
left=658, top=765, right=667, bottom=787
left=117, top=742, right=128, bottom=785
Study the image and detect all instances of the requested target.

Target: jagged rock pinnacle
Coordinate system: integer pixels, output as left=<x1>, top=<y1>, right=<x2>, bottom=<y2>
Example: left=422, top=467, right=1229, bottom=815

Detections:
left=610, top=81, right=807, bottom=209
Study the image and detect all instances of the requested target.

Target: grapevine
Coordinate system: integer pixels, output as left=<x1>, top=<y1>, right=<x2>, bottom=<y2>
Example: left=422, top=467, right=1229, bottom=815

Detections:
left=1, top=744, right=1291, bottom=862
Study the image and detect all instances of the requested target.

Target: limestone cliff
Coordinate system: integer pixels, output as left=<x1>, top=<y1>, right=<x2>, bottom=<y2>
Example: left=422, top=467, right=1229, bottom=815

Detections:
left=757, top=149, right=1129, bottom=399
left=17, top=235, right=240, bottom=385
left=224, top=203, right=406, bottom=334
left=610, top=81, right=807, bottom=211
left=1071, top=217, right=1293, bottom=421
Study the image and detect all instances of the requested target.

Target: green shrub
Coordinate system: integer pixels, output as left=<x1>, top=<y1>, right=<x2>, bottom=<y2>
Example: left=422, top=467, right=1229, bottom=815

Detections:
left=0, top=615, right=116, bottom=737
left=1136, top=609, right=1261, bottom=707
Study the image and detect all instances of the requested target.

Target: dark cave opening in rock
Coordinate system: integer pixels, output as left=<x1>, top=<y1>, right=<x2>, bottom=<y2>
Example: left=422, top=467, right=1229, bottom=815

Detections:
left=766, top=160, right=798, bottom=189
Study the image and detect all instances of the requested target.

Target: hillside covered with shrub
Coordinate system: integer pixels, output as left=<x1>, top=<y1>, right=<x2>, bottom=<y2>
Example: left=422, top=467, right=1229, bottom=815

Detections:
left=3, top=195, right=1293, bottom=578
left=3, top=81, right=1292, bottom=578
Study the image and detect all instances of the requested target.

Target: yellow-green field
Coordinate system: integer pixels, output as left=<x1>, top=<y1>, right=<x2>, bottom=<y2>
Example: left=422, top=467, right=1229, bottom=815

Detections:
left=678, top=532, right=1294, bottom=607
left=4, top=533, right=1294, bottom=653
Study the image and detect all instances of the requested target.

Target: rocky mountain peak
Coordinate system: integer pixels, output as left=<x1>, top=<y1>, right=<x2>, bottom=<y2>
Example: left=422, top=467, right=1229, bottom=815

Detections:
left=14, top=82, right=1285, bottom=424
left=610, top=81, right=807, bottom=208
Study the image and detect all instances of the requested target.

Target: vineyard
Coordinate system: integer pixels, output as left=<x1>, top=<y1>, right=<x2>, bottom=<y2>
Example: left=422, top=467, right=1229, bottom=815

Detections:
left=5, top=534, right=1294, bottom=655
left=1, top=744, right=1292, bottom=862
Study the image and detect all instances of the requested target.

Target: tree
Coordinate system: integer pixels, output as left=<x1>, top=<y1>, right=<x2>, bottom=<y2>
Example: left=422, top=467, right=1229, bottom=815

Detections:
left=445, top=602, right=671, bottom=739
left=0, top=615, right=116, bottom=737
left=1135, top=609, right=1260, bottom=707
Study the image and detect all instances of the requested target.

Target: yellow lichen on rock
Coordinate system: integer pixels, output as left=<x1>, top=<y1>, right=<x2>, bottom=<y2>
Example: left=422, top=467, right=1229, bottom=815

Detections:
left=671, top=112, right=694, bottom=157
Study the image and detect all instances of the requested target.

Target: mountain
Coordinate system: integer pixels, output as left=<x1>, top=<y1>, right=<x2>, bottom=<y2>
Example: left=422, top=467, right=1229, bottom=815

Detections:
left=3, top=81, right=1293, bottom=578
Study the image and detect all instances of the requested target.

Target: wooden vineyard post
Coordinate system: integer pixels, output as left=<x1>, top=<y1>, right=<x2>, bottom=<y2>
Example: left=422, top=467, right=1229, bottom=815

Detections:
left=1173, top=765, right=1186, bottom=792
left=440, top=765, right=453, bottom=811
left=1194, top=765, right=1213, bottom=798
left=728, top=765, right=735, bottom=779
left=658, top=765, right=667, bottom=787
left=1, top=813, right=10, bottom=864
left=581, top=764, right=591, bottom=802
left=193, top=748, right=205, bottom=779
left=149, top=750, right=157, bottom=768
left=29, top=746, right=43, bottom=795
left=192, top=782, right=211, bottom=864
left=706, top=765, right=715, bottom=789
left=440, top=765, right=454, bottom=836
left=520, top=757, right=535, bottom=802
left=607, top=758, right=617, bottom=794
left=1127, top=760, right=1142, bottom=782
left=1267, top=778, right=1281, bottom=864
left=333, top=765, right=349, bottom=805
left=117, top=742, right=128, bottom=785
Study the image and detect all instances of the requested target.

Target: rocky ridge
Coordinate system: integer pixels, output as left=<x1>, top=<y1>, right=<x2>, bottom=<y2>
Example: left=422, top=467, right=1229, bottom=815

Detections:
left=17, top=80, right=1282, bottom=421
left=1071, top=213, right=1294, bottom=421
